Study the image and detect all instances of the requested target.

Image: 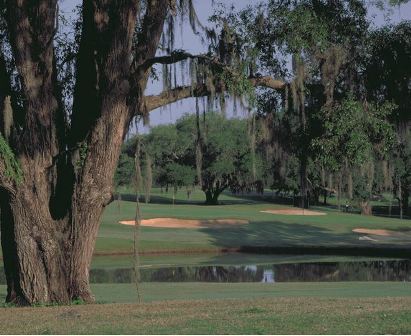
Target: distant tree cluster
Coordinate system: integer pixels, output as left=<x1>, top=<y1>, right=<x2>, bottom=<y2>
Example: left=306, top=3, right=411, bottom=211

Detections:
left=118, top=113, right=261, bottom=205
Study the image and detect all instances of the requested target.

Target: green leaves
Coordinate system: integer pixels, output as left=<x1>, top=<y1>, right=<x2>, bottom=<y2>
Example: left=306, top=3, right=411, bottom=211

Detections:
left=135, top=112, right=259, bottom=194
left=312, top=98, right=396, bottom=171
left=164, top=162, right=196, bottom=189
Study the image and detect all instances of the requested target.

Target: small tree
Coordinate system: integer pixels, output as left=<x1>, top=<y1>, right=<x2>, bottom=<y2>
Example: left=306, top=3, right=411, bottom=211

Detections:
left=353, top=174, right=372, bottom=215
left=164, top=163, right=196, bottom=204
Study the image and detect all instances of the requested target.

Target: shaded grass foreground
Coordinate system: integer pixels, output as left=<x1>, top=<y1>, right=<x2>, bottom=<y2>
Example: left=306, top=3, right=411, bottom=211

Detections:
left=1, top=296, right=410, bottom=334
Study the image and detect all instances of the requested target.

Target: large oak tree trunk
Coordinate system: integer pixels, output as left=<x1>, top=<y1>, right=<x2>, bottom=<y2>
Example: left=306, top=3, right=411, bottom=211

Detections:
left=0, top=0, right=168, bottom=305
left=0, top=101, right=132, bottom=305
left=3, top=193, right=70, bottom=304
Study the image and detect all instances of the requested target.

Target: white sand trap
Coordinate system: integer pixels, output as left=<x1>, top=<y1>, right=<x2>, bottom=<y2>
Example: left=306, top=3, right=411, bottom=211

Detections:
left=352, top=228, right=400, bottom=237
left=358, top=235, right=378, bottom=242
left=261, top=209, right=326, bottom=216
left=119, top=218, right=249, bottom=229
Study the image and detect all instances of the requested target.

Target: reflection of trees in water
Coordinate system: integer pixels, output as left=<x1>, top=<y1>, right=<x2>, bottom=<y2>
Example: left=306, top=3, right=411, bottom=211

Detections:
left=82, top=260, right=411, bottom=284
left=90, top=268, right=134, bottom=283
left=146, top=266, right=263, bottom=282
left=274, top=260, right=411, bottom=282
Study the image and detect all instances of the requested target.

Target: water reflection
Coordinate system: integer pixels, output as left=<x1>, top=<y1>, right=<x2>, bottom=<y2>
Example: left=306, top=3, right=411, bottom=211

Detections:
left=1, top=260, right=406, bottom=285
left=88, top=259, right=411, bottom=284
left=262, top=270, right=275, bottom=283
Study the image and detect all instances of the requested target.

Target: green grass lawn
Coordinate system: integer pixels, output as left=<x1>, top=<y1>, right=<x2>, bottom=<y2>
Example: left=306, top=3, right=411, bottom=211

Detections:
left=91, top=282, right=411, bottom=303
left=2, top=282, right=410, bottom=305
left=0, top=281, right=411, bottom=334
left=95, top=188, right=411, bottom=257
left=0, top=288, right=410, bottom=334
left=0, top=188, right=409, bottom=334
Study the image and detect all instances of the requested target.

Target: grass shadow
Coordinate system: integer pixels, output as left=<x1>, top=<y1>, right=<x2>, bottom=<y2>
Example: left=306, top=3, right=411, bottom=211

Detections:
left=119, top=192, right=260, bottom=206
left=199, top=221, right=411, bottom=258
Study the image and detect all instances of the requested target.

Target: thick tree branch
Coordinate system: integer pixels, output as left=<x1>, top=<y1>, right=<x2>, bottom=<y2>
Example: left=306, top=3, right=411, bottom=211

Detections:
left=131, top=0, right=169, bottom=72
left=128, top=0, right=169, bottom=116
left=70, top=0, right=140, bottom=147
left=138, top=50, right=212, bottom=72
left=144, top=84, right=216, bottom=112
left=249, top=77, right=287, bottom=90
left=6, top=0, right=60, bottom=157
left=143, top=76, right=286, bottom=112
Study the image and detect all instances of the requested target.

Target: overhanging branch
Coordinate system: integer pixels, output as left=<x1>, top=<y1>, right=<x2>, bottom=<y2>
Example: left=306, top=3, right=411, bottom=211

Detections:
left=144, top=83, right=215, bottom=111
left=143, top=76, right=286, bottom=112
left=249, top=77, right=286, bottom=90
left=138, top=50, right=214, bottom=72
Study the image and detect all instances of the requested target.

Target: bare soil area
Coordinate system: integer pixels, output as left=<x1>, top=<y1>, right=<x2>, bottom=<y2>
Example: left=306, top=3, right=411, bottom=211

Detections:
left=119, top=218, right=249, bottom=228
left=261, top=209, right=326, bottom=216
left=352, top=228, right=402, bottom=237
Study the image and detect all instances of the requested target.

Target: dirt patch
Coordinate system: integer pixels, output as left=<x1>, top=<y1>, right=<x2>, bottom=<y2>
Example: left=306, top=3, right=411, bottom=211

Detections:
left=119, top=218, right=249, bottom=229
left=352, top=228, right=401, bottom=237
left=261, top=209, right=326, bottom=216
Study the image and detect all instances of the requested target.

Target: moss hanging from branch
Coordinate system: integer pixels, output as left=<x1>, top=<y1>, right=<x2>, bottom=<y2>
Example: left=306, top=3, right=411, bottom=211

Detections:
left=177, top=0, right=203, bottom=34
left=195, top=98, right=203, bottom=187
left=291, top=53, right=306, bottom=127
left=144, top=153, right=153, bottom=204
left=134, top=136, right=143, bottom=194
left=381, top=160, right=393, bottom=191
left=248, top=112, right=257, bottom=180
left=318, top=45, right=347, bottom=107
left=133, top=134, right=143, bottom=303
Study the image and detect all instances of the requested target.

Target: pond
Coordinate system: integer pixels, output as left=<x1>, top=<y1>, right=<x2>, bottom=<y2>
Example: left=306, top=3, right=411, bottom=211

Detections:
left=88, top=259, right=411, bottom=284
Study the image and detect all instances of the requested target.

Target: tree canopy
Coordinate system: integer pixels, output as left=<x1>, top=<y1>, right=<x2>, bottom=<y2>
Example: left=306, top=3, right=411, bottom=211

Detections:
left=122, top=113, right=261, bottom=205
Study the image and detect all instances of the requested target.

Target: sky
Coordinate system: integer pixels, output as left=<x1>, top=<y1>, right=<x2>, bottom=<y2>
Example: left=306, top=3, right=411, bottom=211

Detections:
left=59, top=0, right=411, bottom=134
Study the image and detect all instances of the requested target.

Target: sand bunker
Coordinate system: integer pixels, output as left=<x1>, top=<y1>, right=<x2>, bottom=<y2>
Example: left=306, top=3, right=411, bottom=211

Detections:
left=119, top=218, right=249, bottom=229
left=352, top=228, right=399, bottom=237
left=261, top=209, right=326, bottom=216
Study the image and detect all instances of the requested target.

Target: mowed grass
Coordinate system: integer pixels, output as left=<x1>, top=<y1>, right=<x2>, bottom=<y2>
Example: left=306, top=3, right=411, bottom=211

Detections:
left=96, top=188, right=411, bottom=255
left=0, top=281, right=410, bottom=333
left=90, top=282, right=411, bottom=303
left=0, top=189, right=409, bottom=334
left=1, top=282, right=409, bottom=305
left=1, top=295, right=411, bottom=334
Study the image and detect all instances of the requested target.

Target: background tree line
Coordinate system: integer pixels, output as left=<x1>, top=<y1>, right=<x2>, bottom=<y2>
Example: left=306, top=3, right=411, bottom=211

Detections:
left=117, top=0, right=411, bottom=217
